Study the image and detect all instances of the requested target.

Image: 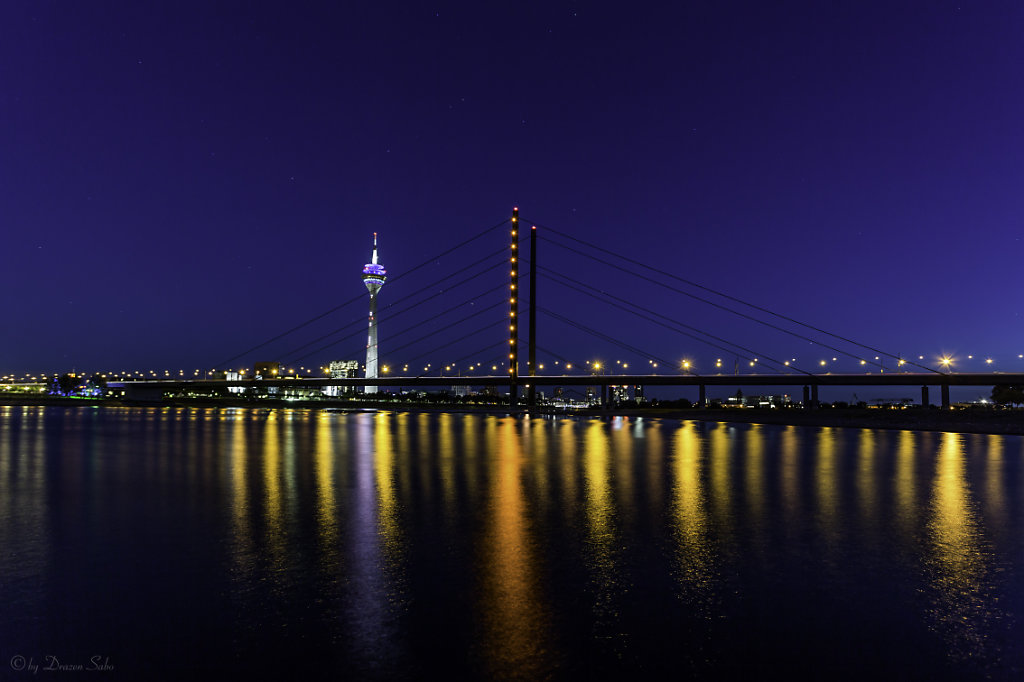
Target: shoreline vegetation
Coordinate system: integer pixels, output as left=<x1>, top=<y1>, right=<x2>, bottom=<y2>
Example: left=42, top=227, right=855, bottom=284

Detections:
left=1, top=395, right=1022, bottom=435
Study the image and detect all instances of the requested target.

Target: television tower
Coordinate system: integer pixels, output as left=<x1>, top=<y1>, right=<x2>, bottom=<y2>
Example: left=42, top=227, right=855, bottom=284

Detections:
left=362, top=232, right=386, bottom=393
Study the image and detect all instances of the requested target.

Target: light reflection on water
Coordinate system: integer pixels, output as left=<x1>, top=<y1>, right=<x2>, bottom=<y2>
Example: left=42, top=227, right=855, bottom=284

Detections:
left=925, top=433, right=999, bottom=670
left=0, top=406, right=1022, bottom=679
left=582, top=420, right=621, bottom=653
left=671, top=422, right=716, bottom=623
left=481, top=417, right=548, bottom=680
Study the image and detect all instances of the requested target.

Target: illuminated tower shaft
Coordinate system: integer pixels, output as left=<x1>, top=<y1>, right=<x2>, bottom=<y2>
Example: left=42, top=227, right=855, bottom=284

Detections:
left=362, top=233, right=386, bottom=394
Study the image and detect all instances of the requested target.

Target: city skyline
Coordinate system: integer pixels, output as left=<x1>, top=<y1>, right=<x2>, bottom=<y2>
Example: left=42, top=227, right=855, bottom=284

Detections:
left=2, top=3, right=1022, bottom=374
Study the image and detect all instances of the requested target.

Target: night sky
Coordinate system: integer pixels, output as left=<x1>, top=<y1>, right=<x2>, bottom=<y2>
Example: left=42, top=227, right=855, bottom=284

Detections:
left=3, top=2, right=1023, bottom=380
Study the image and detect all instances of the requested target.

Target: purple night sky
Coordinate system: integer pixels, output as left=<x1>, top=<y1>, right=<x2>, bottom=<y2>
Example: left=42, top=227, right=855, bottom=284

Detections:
left=2, top=2, right=1022, bottom=381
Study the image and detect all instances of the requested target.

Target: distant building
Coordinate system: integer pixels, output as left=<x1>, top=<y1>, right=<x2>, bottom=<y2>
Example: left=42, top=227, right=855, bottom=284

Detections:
left=225, top=370, right=244, bottom=394
left=725, top=393, right=791, bottom=408
left=324, top=360, right=359, bottom=397
left=608, top=385, right=646, bottom=404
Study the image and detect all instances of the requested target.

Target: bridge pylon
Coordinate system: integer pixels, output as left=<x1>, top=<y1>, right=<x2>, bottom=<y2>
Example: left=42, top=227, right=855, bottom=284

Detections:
left=509, top=207, right=519, bottom=407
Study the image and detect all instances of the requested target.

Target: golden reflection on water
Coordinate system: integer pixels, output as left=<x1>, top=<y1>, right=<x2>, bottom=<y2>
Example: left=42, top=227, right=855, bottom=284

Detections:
left=982, top=435, right=1006, bottom=535
left=645, top=422, right=664, bottom=515
left=314, top=414, right=339, bottom=570
left=481, top=417, right=547, bottom=679
left=707, top=425, right=732, bottom=532
left=778, top=425, right=799, bottom=524
left=280, top=412, right=299, bottom=527
left=894, top=430, right=918, bottom=540
left=437, top=412, right=457, bottom=522
left=529, top=418, right=550, bottom=516
left=262, top=412, right=286, bottom=572
left=815, top=427, right=839, bottom=546
left=744, top=424, right=765, bottom=528
left=228, top=412, right=253, bottom=569
left=926, top=432, right=994, bottom=664
left=186, top=408, right=200, bottom=484
left=461, top=413, right=481, bottom=500
left=374, top=412, right=402, bottom=568
left=612, top=418, right=635, bottom=525
left=558, top=419, right=579, bottom=523
left=671, top=422, right=715, bottom=613
left=584, top=420, right=615, bottom=557
left=583, top=420, right=622, bottom=647
left=418, top=412, right=435, bottom=504
left=856, top=430, right=879, bottom=531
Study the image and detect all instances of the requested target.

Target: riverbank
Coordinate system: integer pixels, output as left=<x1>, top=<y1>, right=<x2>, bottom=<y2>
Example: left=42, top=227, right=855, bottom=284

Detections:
left=3, top=395, right=1022, bottom=435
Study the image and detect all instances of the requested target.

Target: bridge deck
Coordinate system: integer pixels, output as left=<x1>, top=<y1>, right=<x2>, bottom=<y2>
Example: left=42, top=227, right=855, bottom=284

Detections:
left=106, top=372, right=1024, bottom=390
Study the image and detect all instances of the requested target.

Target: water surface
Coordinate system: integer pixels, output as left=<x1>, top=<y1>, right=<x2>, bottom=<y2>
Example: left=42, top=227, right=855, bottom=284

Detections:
left=1, top=406, right=1022, bottom=680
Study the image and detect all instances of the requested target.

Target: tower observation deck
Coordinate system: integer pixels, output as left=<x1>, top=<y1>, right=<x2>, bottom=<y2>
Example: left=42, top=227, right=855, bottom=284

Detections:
left=362, top=232, right=386, bottom=393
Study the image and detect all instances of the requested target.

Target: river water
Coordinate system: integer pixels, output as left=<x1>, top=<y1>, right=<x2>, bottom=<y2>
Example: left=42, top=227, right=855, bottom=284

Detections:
left=1, top=405, right=1022, bottom=680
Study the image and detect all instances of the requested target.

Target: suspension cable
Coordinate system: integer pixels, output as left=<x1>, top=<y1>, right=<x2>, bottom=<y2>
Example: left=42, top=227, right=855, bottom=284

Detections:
left=538, top=306, right=690, bottom=371
left=536, top=266, right=812, bottom=375
left=278, top=249, right=507, bottom=364
left=538, top=231, right=886, bottom=372
left=286, top=287, right=508, bottom=366
left=214, top=217, right=510, bottom=368
left=528, top=220, right=938, bottom=374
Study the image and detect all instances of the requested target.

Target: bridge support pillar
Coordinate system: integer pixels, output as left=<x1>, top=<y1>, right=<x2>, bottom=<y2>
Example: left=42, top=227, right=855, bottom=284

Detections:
left=602, top=384, right=609, bottom=408
left=941, top=384, right=950, bottom=409
left=698, top=384, right=706, bottom=408
left=803, top=385, right=810, bottom=409
left=921, top=386, right=930, bottom=407
left=811, top=385, right=819, bottom=410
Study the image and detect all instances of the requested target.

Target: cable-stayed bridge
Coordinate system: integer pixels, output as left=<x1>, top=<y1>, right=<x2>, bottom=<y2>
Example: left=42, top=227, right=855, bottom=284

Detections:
left=109, top=208, right=1024, bottom=409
